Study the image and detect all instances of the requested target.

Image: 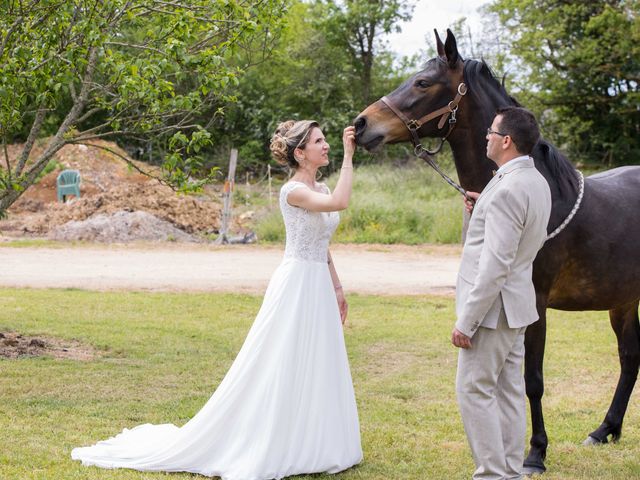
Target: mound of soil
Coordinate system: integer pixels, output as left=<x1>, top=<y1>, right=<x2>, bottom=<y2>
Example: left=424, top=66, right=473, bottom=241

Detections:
left=49, top=210, right=199, bottom=243
left=0, top=140, right=224, bottom=240
left=9, top=182, right=221, bottom=236
left=0, top=331, right=99, bottom=360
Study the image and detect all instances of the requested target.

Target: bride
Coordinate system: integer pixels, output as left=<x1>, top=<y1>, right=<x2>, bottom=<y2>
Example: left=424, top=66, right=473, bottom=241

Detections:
left=72, top=121, right=362, bottom=479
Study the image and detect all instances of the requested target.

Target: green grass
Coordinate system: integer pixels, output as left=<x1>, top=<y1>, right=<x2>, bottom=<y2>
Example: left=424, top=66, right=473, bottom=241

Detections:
left=0, top=239, right=89, bottom=248
left=1, top=288, right=639, bottom=479
left=253, top=161, right=463, bottom=245
left=36, top=159, right=64, bottom=181
left=242, top=160, right=611, bottom=246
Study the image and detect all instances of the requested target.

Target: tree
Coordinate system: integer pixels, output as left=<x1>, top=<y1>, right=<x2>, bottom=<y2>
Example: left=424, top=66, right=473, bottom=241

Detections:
left=489, top=0, right=640, bottom=166
left=203, top=0, right=414, bottom=176
left=319, top=0, right=413, bottom=104
left=0, top=0, right=287, bottom=214
left=211, top=0, right=357, bottom=174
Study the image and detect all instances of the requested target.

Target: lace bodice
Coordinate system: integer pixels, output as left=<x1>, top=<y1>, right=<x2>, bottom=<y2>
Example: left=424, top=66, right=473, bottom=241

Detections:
left=279, top=181, right=340, bottom=262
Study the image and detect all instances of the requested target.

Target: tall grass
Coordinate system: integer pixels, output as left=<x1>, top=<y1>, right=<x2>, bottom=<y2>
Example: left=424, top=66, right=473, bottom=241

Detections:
left=255, top=159, right=464, bottom=244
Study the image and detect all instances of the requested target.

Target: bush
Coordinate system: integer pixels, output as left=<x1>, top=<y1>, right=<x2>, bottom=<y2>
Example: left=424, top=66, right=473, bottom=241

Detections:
left=36, top=159, right=63, bottom=180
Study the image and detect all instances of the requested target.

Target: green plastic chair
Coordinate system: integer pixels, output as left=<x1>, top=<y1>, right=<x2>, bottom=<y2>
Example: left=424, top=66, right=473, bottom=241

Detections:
left=56, top=169, right=81, bottom=202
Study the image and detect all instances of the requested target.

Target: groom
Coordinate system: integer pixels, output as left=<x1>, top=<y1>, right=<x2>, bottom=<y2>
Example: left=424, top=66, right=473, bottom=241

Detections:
left=452, top=107, right=551, bottom=480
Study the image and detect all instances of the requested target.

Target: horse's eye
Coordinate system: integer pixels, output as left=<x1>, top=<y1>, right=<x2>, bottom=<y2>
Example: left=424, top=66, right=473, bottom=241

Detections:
left=415, top=80, right=431, bottom=88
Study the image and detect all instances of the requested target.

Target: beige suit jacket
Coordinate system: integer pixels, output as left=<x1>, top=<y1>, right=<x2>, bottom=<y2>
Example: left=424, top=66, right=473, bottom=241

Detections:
left=455, top=156, right=552, bottom=337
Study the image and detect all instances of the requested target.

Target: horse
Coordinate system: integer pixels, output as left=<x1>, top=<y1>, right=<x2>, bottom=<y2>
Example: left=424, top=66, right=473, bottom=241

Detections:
left=354, top=29, right=640, bottom=474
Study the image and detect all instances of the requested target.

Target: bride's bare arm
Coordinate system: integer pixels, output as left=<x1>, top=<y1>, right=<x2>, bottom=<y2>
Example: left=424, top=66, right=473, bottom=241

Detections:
left=287, top=126, right=355, bottom=212
left=328, top=251, right=348, bottom=325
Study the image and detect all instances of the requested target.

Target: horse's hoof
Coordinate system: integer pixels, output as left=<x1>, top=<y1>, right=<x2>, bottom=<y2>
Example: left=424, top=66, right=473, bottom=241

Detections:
left=522, top=465, right=546, bottom=476
left=583, top=435, right=606, bottom=446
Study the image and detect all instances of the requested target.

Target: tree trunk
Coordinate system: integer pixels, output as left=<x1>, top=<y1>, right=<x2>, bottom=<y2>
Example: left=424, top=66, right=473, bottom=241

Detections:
left=0, top=46, right=97, bottom=215
left=0, top=187, right=26, bottom=215
left=0, top=142, right=65, bottom=215
left=362, top=51, right=373, bottom=104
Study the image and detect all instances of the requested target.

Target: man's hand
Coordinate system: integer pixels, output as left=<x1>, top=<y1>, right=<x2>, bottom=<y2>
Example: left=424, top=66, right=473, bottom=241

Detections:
left=464, top=191, right=480, bottom=214
left=451, top=328, right=472, bottom=349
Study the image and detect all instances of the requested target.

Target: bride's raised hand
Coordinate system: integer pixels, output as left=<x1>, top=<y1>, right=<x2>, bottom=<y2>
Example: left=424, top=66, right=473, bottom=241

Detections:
left=342, top=126, right=356, bottom=159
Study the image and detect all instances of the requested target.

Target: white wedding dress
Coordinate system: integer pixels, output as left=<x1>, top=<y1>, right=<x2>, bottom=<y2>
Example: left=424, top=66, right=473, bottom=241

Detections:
left=71, top=180, right=363, bottom=480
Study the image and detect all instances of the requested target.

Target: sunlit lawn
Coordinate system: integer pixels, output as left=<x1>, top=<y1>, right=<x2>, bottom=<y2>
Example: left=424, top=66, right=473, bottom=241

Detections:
left=1, top=289, right=639, bottom=479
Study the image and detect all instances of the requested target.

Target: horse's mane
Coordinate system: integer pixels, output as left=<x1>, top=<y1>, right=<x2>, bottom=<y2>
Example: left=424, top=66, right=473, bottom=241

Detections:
left=463, top=59, right=521, bottom=107
left=533, top=139, right=579, bottom=198
left=463, top=59, right=579, bottom=197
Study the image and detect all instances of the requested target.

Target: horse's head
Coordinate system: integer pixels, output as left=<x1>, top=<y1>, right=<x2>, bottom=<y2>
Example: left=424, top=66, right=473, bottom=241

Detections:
left=355, top=29, right=467, bottom=151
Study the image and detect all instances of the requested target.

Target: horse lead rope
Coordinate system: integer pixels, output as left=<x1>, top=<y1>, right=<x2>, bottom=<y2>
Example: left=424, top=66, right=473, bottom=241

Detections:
left=415, top=148, right=468, bottom=198
left=546, top=170, right=584, bottom=241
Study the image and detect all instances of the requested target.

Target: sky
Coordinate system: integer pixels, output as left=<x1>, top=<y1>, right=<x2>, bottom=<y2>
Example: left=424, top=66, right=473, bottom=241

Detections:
left=385, top=0, right=490, bottom=59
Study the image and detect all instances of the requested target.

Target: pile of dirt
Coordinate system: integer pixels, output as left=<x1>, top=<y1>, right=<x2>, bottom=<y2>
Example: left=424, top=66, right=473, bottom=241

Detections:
left=49, top=210, right=199, bottom=242
left=7, top=181, right=221, bottom=236
left=1, top=140, right=224, bottom=241
left=0, top=331, right=99, bottom=360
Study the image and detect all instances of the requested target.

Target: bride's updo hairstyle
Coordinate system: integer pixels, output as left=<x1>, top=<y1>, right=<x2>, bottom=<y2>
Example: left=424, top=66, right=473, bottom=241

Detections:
left=270, top=120, right=319, bottom=169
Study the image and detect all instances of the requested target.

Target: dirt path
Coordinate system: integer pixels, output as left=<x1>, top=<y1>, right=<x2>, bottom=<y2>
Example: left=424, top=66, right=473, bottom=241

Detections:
left=0, top=243, right=461, bottom=296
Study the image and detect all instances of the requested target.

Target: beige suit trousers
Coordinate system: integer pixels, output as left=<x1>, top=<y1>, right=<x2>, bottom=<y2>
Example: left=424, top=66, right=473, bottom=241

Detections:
left=456, top=309, right=526, bottom=480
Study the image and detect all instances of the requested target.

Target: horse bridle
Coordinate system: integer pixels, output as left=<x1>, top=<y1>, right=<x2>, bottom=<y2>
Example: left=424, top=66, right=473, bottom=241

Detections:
left=379, top=81, right=585, bottom=239
left=380, top=82, right=469, bottom=199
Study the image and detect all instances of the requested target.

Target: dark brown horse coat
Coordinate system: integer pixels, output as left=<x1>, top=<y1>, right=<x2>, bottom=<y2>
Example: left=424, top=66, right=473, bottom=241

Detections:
left=354, top=29, right=640, bottom=474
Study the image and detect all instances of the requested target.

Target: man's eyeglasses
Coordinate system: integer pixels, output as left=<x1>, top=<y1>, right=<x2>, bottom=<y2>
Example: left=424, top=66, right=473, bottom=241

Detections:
left=487, top=128, right=508, bottom=137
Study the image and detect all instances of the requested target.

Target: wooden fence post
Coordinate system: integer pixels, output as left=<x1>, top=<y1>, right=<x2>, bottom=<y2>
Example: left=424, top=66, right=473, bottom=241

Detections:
left=215, top=148, right=238, bottom=244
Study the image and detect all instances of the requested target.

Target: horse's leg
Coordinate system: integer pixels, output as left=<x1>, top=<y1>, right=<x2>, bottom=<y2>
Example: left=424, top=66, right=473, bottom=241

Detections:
left=585, top=300, right=640, bottom=445
left=522, top=297, right=548, bottom=475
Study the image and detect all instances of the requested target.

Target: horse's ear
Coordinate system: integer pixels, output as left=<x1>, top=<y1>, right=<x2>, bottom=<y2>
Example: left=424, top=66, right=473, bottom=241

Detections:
left=434, top=29, right=445, bottom=58
left=444, top=28, right=461, bottom=68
